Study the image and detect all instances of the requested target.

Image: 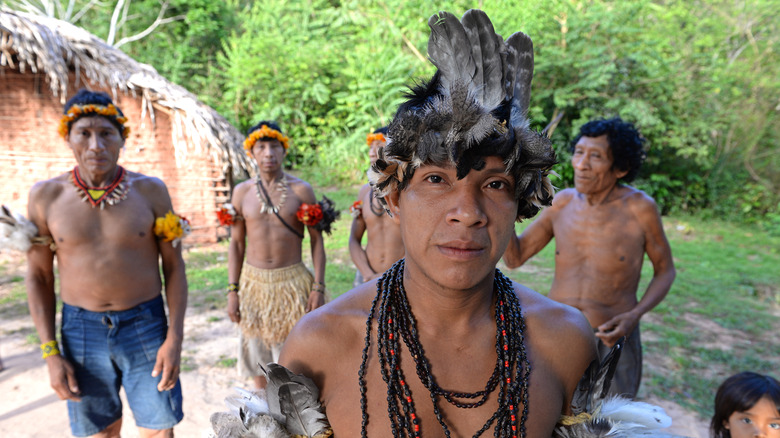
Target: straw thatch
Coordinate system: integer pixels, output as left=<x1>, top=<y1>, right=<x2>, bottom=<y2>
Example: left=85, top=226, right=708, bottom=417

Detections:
left=0, top=6, right=252, bottom=175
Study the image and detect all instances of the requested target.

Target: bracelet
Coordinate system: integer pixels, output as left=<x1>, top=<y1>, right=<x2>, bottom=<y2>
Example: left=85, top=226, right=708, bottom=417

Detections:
left=227, top=283, right=239, bottom=295
left=41, top=340, right=60, bottom=359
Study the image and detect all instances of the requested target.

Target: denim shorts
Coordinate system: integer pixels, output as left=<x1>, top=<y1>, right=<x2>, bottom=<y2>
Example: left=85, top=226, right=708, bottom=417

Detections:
left=61, top=295, right=183, bottom=436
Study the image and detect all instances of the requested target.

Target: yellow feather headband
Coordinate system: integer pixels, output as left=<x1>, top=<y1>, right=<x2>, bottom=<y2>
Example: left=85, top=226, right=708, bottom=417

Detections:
left=243, top=125, right=290, bottom=153
left=58, top=104, right=130, bottom=139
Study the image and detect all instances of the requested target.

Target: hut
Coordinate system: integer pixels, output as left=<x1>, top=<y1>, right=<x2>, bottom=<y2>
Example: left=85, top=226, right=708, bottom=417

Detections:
left=0, top=8, right=253, bottom=243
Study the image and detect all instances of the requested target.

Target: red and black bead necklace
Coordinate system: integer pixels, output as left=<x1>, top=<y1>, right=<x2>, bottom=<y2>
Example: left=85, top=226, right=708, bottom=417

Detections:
left=359, top=259, right=531, bottom=437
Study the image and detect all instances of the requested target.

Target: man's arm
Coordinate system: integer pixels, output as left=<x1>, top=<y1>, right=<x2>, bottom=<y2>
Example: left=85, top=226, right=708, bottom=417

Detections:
left=596, top=194, right=676, bottom=347
left=227, top=185, right=248, bottom=324
left=295, top=181, right=327, bottom=312
left=348, top=185, right=374, bottom=280
left=150, top=180, right=188, bottom=392
left=25, top=183, right=81, bottom=401
left=503, top=199, right=558, bottom=269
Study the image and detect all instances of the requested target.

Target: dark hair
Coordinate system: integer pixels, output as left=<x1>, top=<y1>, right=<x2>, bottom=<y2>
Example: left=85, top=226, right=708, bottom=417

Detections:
left=63, top=88, right=126, bottom=136
left=711, top=372, right=780, bottom=438
left=247, top=120, right=284, bottom=137
left=373, top=126, right=388, bottom=135
left=571, top=117, right=646, bottom=183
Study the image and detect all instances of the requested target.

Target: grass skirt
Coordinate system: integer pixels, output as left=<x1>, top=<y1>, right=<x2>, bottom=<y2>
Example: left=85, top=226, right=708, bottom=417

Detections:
left=238, top=262, right=313, bottom=346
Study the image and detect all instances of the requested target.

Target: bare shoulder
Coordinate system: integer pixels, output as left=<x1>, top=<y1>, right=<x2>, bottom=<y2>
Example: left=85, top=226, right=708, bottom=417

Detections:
left=127, top=171, right=168, bottom=196
left=550, top=188, right=577, bottom=211
left=357, top=183, right=370, bottom=200
left=286, top=173, right=317, bottom=203
left=516, top=283, right=592, bottom=346
left=514, top=281, right=596, bottom=378
left=27, top=173, right=70, bottom=226
left=231, top=179, right=253, bottom=201
left=280, top=283, right=376, bottom=375
left=126, top=172, right=173, bottom=214
left=28, top=173, right=69, bottom=204
left=622, top=186, right=662, bottom=221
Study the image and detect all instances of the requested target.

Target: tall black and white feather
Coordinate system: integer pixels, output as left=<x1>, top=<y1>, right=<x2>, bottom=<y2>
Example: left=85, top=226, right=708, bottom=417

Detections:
left=369, top=9, right=556, bottom=220
left=554, top=338, right=682, bottom=438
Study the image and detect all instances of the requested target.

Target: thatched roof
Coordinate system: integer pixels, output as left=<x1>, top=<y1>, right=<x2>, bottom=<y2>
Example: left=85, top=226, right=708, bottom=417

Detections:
left=0, top=7, right=252, bottom=175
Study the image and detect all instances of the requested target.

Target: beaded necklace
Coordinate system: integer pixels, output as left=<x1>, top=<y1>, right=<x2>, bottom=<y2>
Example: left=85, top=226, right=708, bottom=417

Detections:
left=368, top=187, right=385, bottom=217
left=71, top=166, right=128, bottom=209
left=359, top=259, right=531, bottom=438
left=254, top=174, right=289, bottom=214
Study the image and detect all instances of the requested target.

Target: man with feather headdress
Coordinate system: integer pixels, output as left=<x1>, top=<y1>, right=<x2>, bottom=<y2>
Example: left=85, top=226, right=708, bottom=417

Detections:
left=279, top=10, right=599, bottom=437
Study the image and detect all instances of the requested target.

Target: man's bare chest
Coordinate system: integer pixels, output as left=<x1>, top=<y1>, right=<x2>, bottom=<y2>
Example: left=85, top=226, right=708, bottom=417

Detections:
left=48, top=194, right=155, bottom=246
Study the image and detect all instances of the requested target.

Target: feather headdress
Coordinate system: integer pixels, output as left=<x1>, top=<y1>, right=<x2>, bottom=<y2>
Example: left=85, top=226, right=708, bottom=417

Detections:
left=368, top=9, right=556, bottom=220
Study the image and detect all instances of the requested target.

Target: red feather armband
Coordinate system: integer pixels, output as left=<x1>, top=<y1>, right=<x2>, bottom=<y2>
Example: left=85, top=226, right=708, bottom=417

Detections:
left=296, top=196, right=340, bottom=235
left=350, top=200, right=363, bottom=218
left=217, top=203, right=240, bottom=226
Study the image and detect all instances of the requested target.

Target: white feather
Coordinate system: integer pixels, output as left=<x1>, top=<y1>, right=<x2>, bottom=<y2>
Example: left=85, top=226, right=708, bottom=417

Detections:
left=0, top=206, right=39, bottom=253
left=599, top=396, right=672, bottom=429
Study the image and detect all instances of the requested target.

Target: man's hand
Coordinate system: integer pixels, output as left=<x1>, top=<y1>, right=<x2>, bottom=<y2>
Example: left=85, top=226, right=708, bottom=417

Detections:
left=363, top=271, right=380, bottom=283
left=595, top=311, right=639, bottom=348
left=47, top=355, right=81, bottom=401
left=152, top=337, right=181, bottom=392
left=306, top=290, right=325, bottom=312
left=227, top=291, right=241, bottom=323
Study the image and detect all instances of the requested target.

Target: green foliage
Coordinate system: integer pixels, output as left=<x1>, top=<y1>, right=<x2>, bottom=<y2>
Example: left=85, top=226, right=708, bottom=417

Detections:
left=19, top=0, right=778, bottom=222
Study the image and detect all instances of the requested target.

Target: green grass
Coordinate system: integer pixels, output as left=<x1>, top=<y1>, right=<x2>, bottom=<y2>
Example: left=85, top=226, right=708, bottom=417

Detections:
left=215, top=355, right=237, bottom=368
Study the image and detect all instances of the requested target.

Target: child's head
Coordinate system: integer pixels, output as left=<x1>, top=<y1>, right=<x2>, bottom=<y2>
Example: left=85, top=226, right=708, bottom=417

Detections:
left=711, top=372, right=780, bottom=438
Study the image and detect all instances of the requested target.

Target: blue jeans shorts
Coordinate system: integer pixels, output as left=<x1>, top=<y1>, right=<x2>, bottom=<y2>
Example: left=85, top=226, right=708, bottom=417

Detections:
left=61, top=295, right=183, bottom=436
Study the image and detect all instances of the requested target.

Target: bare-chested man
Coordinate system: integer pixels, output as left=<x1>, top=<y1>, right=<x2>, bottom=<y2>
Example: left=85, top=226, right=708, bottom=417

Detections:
left=25, top=89, right=187, bottom=437
left=504, top=117, right=676, bottom=399
left=280, top=10, right=597, bottom=436
left=226, top=121, right=327, bottom=389
left=348, top=127, right=404, bottom=285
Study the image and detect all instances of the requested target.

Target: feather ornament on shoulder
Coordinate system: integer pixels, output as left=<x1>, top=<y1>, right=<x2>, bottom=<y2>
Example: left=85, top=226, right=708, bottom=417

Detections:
left=209, top=363, right=332, bottom=438
left=0, top=205, right=53, bottom=253
left=554, top=338, right=681, bottom=438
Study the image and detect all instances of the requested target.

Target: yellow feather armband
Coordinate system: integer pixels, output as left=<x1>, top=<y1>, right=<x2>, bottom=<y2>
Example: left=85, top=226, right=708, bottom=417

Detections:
left=154, top=211, right=191, bottom=247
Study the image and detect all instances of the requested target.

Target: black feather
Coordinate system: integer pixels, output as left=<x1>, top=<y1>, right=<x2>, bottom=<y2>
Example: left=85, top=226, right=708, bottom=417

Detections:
left=427, top=11, right=477, bottom=93
left=461, top=9, right=504, bottom=108
left=571, top=337, right=625, bottom=415
left=505, top=32, right=534, bottom=127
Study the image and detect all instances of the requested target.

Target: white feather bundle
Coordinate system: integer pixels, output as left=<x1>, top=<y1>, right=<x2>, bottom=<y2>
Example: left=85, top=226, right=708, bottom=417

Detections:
left=0, top=205, right=39, bottom=253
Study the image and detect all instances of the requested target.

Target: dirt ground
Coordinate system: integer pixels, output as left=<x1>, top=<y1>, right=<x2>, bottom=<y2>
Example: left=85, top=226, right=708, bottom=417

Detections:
left=0, top=256, right=710, bottom=437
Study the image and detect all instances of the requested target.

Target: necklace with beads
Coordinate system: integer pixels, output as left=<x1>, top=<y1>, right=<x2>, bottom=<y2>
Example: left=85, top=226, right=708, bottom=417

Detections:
left=71, top=166, right=129, bottom=209
left=368, top=187, right=385, bottom=217
left=254, top=174, right=288, bottom=214
left=358, top=259, right=531, bottom=438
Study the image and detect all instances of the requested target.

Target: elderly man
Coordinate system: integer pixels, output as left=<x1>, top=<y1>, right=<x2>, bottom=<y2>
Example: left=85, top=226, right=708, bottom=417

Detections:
left=280, top=10, right=596, bottom=437
left=225, top=121, right=329, bottom=389
left=26, top=89, right=187, bottom=437
left=504, top=117, right=676, bottom=399
left=349, top=127, right=404, bottom=285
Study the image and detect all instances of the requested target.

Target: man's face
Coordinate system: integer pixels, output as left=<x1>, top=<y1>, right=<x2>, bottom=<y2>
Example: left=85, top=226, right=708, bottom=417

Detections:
left=251, top=139, right=286, bottom=174
left=368, top=139, right=385, bottom=165
left=386, top=156, right=518, bottom=292
left=66, top=116, right=124, bottom=175
left=571, top=134, right=627, bottom=195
